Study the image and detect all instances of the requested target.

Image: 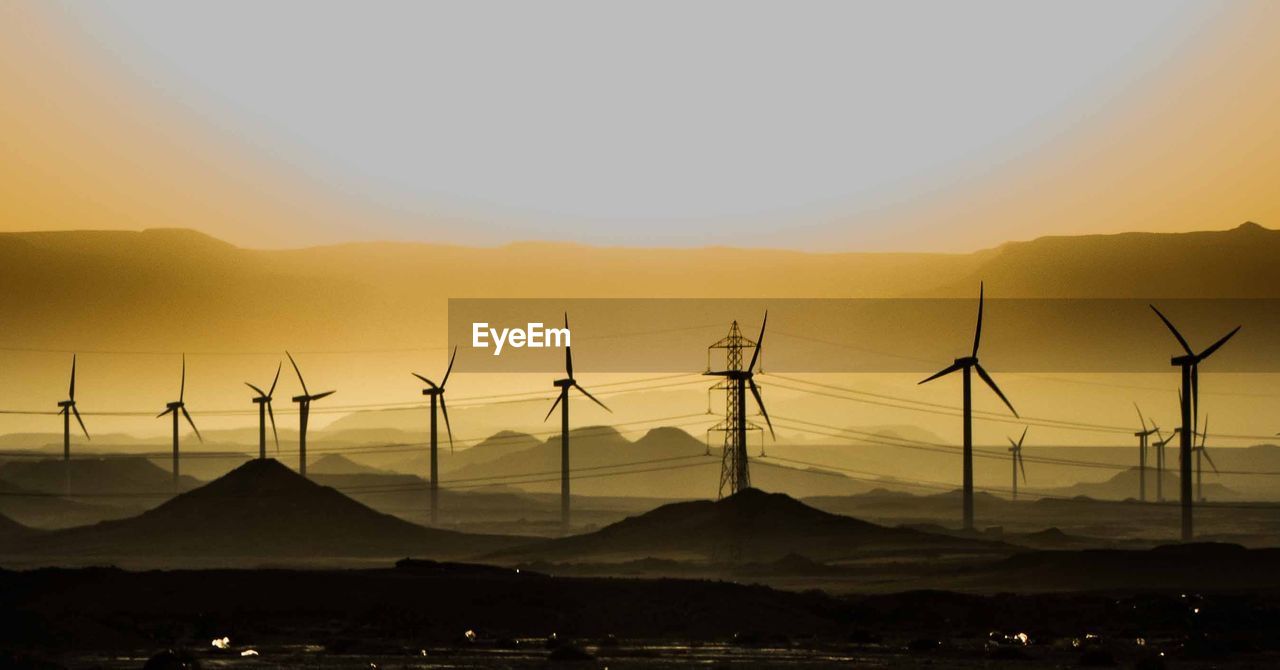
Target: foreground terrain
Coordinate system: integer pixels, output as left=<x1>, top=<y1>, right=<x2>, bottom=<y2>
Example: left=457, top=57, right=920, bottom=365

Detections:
left=2, top=563, right=1279, bottom=669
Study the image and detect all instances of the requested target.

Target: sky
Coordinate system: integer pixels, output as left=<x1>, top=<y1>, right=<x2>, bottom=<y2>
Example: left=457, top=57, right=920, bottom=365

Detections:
left=3, top=1, right=1279, bottom=251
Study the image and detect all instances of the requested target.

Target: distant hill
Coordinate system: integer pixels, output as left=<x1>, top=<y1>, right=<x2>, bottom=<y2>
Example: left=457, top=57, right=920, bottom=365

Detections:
left=307, top=453, right=392, bottom=476
left=444, top=426, right=870, bottom=499
left=0, top=478, right=137, bottom=530
left=486, top=487, right=1008, bottom=564
left=0, top=457, right=200, bottom=496
left=936, top=222, right=1280, bottom=298
left=7, top=459, right=522, bottom=563
left=1046, top=466, right=1240, bottom=502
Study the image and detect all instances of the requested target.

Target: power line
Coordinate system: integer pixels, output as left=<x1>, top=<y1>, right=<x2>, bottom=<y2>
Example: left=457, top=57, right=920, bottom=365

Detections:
left=766, top=373, right=1280, bottom=441
left=769, top=415, right=1280, bottom=477
left=0, top=373, right=707, bottom=419
left=770, top=329, right=1280, bottom=399
left=0, top=411, right=714, bottom=460
left=0, top=454, right=720, bottom=499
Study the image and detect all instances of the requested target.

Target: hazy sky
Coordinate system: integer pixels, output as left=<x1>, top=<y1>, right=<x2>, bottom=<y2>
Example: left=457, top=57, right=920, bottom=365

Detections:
left=4, top=1, right=1279, bottom=250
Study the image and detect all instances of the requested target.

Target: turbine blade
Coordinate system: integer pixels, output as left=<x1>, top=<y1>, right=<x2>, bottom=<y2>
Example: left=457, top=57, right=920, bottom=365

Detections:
left=286, top=351, right=309, bottom=397
left=1019, top=451, right=1028, bottom=481
left=1196, top=326, right=1240, bottom=362
left=310, top=390, right=335, bottom=401
left=573, top=382, right=612, bottom=413
left=181, top=406, right=203, bottom=443
left=72, top=405, right=89, bottom=440
left=972, top=282, right=984, bottom=357
left=1008, top=437, right=1019, bottom=449
left=412, top=373, right=437, bottom=388
left=703, top=370, right=734, bottom=377
left=245, top=382, right=266, bottom=397
left=268, top=401, right=279, bottom=452
left=1018, top=426, right=1028, bottom=448
left=747, top=377, right=775, bottom=439
left=180, top=354, right=186, bottom=402
left=564, top=313, right=574, bottom=379
left=440, top=394, right=454, bottom=454
left=268, top=362, right=281, bottom=396
left=441, top=346, right=457, bottom=388
left=1202, top=447, right=1219, bottom=473
left=1149, top=305, right=1193, bottom=355
left=1134, top=402, right=1147, bottom=432
left=748, top=311, right=767, bottom=372
left=1200, top=416, right=1209, bottom=449
left=69, top=354, right=77, bottom=400
left=543, top=392, right=563, bottom=422
left=918, top=361, right=964, bottom=385
left=157, top=407, right=174, bottom=419
left=975, top=363, right=1018, bottom=418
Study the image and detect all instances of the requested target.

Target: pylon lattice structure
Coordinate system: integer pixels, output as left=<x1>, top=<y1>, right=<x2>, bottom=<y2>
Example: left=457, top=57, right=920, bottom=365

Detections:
left=707, top=321, right=761, bottom=499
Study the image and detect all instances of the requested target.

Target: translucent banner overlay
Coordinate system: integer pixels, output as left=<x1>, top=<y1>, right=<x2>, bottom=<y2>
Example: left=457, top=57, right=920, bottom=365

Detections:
left=448, top=298, right=1280, bottom=373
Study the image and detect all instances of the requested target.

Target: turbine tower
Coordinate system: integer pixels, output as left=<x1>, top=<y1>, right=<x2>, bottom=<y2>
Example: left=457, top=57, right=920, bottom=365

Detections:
left=287, top=351, right=335, bottom=478
left=1149, top=305, right=1239, bottom=541
left=246, top=363, right=281, bottom=460
left=543, top=314, right=610, bottom=535
left=413, top=346, right=456, bottom=526
left=1193, top=416, right=1218, bottom=502
left=156, top=355, right=202, bottom=489
left=705, top=313, right=774, bottom=498
left=919, top=284, right=1018, bottom=532
left=1006, top=428, right=1027, bottom=500
left=56, top=355, right=89, bottom=496
left=1133, top=404, right=1160, bottom=502
left=1152, top=427, right=1177, bottom=502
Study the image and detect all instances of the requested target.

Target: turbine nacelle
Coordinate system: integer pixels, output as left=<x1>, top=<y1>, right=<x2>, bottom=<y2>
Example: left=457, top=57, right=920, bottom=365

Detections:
left=412, top=346, right=457, bottom=455
left=703, top=369, right=754, bottom=381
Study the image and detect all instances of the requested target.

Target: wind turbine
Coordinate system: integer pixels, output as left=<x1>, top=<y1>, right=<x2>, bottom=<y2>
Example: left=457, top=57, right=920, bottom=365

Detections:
left=413, top=346, right=456, bottom=526
left=1193, top=416, right=1218, bottom=502
left=919, top=283, right=1018, bottom=532
left=1133, top=404, right=1160, bottom=502
left=56, top=355, right=89, bottom=495
left=246, top=363, right=281, bottom=460
left=1006, top=427, right=1027, bottom=501
left=287, top=351, right=335, bottom=478
left=1149, top=305, right=1239, bottom=541
left=157, top=355, right=202, bottom=489
left=544, top=314, right=610, bottom=534
left=704, top=312, right=775, bottom=497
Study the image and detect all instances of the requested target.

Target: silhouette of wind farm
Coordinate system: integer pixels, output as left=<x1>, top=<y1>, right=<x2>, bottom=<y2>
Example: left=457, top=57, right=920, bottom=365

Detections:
left=3, top=225, right=1280, bottom=668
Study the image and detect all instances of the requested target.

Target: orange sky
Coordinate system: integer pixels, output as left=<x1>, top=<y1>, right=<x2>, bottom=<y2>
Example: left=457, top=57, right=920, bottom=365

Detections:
left=2, top=3, right=1279, bottom=251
